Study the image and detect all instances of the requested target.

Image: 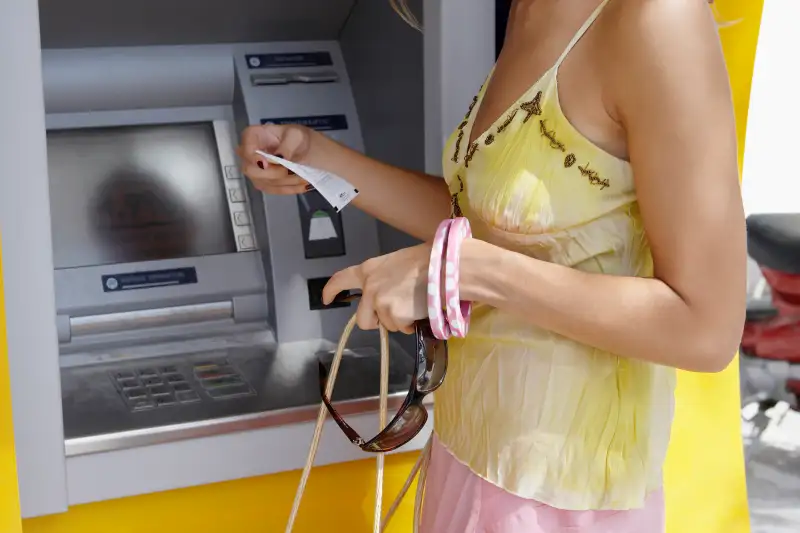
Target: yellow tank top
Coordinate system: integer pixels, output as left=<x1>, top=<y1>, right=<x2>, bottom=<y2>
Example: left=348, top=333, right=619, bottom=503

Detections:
left=433, top=0, right=676, bottom=511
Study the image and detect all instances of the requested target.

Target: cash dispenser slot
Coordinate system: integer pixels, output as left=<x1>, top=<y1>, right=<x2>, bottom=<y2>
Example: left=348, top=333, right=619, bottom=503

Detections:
left=69, top=301, right=234, bottom=338
left=250, top=71, right=340, bottom=86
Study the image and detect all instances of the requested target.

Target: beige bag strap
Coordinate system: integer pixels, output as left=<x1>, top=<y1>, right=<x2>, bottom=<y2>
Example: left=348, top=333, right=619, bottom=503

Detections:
left=285, top=313, right=432, bottom=532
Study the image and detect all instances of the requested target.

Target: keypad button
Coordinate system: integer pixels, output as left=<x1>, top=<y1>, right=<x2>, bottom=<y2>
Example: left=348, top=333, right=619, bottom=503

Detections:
left=131, top=399, right=156, bottom=411
left=142, top=377, right=163, bottom=387
left=155, top=395, right=177, bottom=407
left=196, top=367, right=236, bottom=381
left=124, top=388, right=147, bottom=400
left=159, top=365, right=179, bottom=375
left=119, top=378, right=141, bottom=389
left=237, top=234, right=255, bottom=250
left=114, top=371, right=136, bottom=381
left=202, top=375, right=244, bottom=389
left=166, top=374, right=186, bottom=383
left=208, top=383, right=254, bottom=399
left=228, top=188, right=245, bottom=203
left=225, top=165, right=241, bottom=180
left=149, top=385, right=171, bottom=396
left=176, top=390, right=201, bottom=403
left=138, top=368, right=158, bottom=378
left=172, top=382, right=192, bottom=392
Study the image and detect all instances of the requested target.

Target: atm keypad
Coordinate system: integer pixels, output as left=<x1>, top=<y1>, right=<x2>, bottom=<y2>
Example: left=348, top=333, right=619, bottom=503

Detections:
left=110, top=357, right=255, bottom=411
left=112, top=366, right=196, bottom=411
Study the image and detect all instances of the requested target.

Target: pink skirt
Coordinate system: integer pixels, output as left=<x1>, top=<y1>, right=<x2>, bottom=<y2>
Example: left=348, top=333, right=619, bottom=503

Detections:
left=419, top=436, right=665, bottom=533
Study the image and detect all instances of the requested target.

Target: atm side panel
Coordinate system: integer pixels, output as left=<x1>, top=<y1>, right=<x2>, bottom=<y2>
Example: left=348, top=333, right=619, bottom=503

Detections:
left=0, top=0, right=69, bottom=518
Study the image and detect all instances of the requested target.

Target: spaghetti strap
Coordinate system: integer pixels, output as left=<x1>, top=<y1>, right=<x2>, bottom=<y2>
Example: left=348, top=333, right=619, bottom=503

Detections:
left=554, top=0, right=612, bottom=68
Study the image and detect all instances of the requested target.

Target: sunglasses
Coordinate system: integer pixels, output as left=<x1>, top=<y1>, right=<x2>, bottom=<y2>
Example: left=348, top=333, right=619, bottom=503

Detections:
left=319, top=291, right=448, bottom=453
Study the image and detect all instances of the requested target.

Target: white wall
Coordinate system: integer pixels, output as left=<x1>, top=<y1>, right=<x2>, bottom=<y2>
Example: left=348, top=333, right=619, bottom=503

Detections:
left=741, top=0, right=800, bottom=216
left=423, top=0, right=495, bottom=174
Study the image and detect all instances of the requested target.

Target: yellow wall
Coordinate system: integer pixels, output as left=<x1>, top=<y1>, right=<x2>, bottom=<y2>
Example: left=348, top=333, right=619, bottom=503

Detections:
left=23, top=454, right=421, bottom=533
left=663, top=1, right=764, bottom=533
left=0, top=0, right=764, bottom=531
left=0, top=240, right=22, bottom=533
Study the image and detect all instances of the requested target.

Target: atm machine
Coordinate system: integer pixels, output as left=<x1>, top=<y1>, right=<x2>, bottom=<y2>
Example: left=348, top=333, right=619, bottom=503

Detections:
left=0, top=0, right=495, bottom=519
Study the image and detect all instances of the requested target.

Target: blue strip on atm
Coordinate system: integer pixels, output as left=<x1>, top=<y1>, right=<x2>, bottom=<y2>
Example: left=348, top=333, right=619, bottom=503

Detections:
left=260, top=115, right=349, bottom=132
left=245, top=52, right=333, bottom=69
left=102, top=267, right=198, bottom=293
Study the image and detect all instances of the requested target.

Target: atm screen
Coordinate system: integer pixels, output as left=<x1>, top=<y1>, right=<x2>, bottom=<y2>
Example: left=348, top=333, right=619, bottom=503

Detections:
left=47, top=122, right=236, bottom=269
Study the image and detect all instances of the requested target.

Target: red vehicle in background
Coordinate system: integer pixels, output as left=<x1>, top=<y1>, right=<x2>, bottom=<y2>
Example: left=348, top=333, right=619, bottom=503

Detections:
left=741, top=213, right=800, bottom=410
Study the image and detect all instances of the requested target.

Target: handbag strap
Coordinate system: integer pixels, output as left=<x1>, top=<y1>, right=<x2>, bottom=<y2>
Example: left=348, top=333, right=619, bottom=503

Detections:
left=285, top=313, right=390, bottom=533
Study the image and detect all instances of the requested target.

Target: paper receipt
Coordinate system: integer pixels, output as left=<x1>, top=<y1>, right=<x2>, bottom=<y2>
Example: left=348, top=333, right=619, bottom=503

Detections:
left=255, top=151, right=359, bottom=212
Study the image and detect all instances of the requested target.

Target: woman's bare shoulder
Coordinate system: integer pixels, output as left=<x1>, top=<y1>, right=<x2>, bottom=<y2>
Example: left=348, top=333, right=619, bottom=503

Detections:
left=598, top=0, right=728, bottom=119
left=602, top=0, right=721, bottom=57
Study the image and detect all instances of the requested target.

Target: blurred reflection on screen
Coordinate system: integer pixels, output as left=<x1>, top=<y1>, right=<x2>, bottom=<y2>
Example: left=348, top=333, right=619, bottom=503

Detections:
left=47, top=123, right=236, bottom=269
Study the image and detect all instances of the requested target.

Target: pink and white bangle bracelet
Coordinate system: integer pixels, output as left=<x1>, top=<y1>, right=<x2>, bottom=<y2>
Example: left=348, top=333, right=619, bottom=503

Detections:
left=427, top=218, right=473, bottom=341
left=427, top=219, right=453, bottom=340
left=444, top=218, right=472, bottom=338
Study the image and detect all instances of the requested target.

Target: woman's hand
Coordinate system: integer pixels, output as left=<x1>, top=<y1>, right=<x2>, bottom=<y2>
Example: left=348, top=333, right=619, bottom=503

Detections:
left=322, top=244, right=432, bottom=334
left=237, top=124, right=317, bottom=195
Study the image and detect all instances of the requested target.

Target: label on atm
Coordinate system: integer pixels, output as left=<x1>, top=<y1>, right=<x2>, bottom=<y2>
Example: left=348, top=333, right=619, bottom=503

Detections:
left=255, top=151, right=358, bottom=212
left=102, top=267, right=198, bottom=292
left=260, top=115, right=348, bottom=132
left=245, top=52, right=333, bottom=69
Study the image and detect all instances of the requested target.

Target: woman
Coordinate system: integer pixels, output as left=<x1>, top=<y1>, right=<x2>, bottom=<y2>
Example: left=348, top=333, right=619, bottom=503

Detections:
left=238, top=0, right=746, bottom=530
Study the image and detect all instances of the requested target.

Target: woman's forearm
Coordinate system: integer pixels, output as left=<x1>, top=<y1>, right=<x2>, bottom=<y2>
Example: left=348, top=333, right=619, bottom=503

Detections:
left=458, top=238, right=740, bottom=373
left=305, top=131, right=451, bottom=241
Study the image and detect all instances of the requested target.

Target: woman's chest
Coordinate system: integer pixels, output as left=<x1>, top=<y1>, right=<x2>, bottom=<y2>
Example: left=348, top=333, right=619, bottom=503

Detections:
left=442, top=97, right=632, bottom=237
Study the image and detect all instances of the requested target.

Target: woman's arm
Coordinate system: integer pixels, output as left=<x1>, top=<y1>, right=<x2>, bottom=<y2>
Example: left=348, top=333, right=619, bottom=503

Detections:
left=305, top=132, right=452, bottom=241
left=239, top=124, right=451, bottom=241
left=458, top=0, right=747, bottom=373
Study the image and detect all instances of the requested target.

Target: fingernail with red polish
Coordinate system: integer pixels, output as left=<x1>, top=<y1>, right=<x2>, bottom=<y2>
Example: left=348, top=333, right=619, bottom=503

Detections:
left=257, top=161, right=264, bottom=169
left=305, top=184, right=315, bottom=192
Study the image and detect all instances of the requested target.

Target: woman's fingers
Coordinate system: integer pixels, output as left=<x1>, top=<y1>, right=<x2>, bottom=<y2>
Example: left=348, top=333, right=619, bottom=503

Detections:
left=374, top=297, right=401, bottom=332
left=322, top=266, right=363, bottom=305
left=356, top=298, right=380, bottom=331
left=238, top=124, right=315, bottom=193
left=322, top=264, right=415, bottom=332
left=276, top=127, right=308, bottom=161
left=238, top=125, right=281, bottom=167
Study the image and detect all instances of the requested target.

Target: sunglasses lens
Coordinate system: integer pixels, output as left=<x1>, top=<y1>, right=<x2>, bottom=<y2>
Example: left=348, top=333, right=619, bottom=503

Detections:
left=416, top=324, right=447, bottom=394
left=363, top=404, right=428, bottom=452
